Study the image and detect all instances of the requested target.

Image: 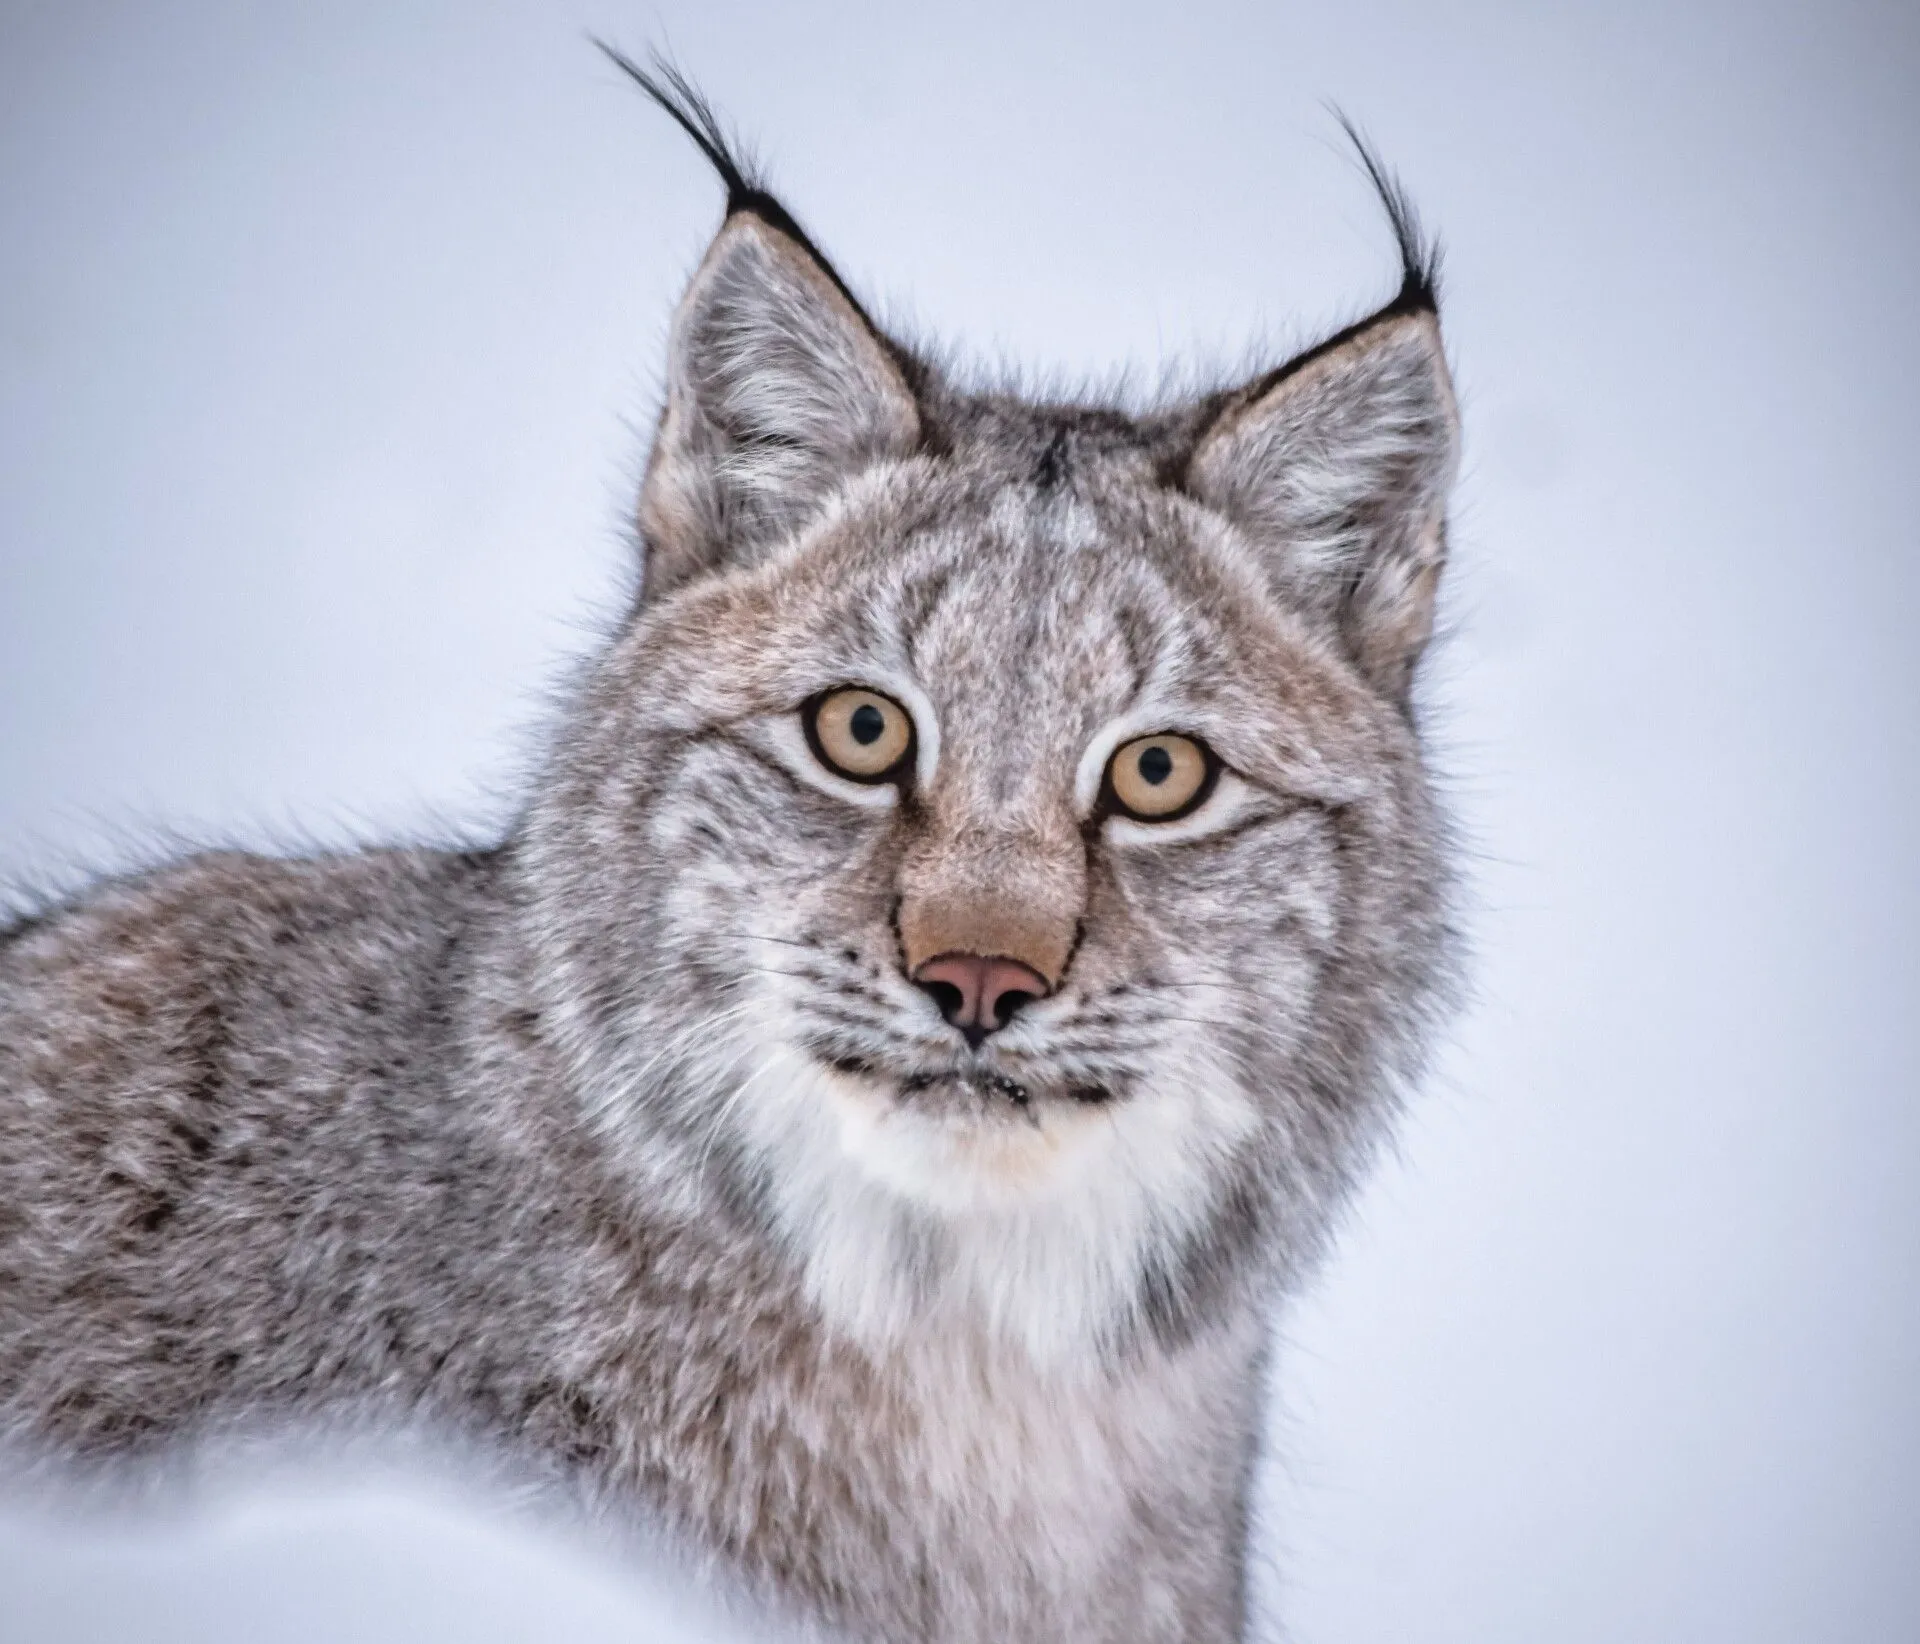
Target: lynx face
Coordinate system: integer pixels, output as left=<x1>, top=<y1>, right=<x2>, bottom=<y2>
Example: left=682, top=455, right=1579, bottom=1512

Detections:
left=523, top=81, right=1458, bottom=1364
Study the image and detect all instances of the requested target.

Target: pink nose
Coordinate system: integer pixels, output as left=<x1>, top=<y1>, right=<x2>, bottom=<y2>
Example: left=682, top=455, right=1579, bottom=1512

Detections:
left=912, top=953, right=1050, bottom=1045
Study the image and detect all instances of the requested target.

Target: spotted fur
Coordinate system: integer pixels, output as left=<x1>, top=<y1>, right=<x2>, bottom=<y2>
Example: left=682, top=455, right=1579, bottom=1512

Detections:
left=0, top=64, right=1461, bottom=1644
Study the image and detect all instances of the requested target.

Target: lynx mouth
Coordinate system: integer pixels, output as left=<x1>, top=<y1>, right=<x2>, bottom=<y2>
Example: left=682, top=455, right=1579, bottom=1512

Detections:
left=818, top=1051, right=1112, bottom=1109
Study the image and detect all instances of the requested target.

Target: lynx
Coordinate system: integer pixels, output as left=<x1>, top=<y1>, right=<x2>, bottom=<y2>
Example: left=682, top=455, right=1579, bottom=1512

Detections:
left=0, top=54, right=1462, bottom=1644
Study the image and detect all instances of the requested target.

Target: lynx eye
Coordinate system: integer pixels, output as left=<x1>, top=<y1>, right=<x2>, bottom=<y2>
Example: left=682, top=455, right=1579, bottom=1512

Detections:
left=804, top=687, right=914, bottom=783
left=1106, top=734, right=1214, bottom=821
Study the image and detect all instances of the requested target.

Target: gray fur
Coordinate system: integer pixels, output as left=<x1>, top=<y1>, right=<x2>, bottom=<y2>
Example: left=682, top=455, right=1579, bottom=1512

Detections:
left=0, top=86, right=1461, bottom=1643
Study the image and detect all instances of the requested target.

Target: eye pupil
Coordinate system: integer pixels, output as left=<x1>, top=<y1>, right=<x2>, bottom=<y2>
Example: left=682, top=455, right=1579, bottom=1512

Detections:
left=1138, top=745, right=1173, bottom=785
left=849, top=703, right=886, bottom=745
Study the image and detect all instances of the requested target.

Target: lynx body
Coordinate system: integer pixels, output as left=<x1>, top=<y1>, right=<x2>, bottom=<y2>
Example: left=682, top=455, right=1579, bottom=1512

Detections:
left=0, top=64, right=1461, bottom=1644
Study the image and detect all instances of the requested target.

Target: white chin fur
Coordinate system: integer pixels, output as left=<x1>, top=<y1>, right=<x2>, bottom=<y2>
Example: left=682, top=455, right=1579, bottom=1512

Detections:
left=726, top=1009, right=1258, bottom=1366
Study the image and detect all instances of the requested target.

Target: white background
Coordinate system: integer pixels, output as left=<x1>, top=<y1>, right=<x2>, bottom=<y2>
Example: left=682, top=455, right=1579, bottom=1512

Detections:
left=2, top=3, right=1915, bottom=1640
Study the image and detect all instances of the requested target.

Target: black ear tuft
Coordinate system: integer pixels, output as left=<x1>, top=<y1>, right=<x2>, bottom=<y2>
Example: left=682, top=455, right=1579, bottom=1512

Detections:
left=593, top=44, right=760, bottom=212
left=593, top=43, right=761, bottom=212
left=1329, top=108, right=1442, bottom=319
left=594, top=42, right=883, bottom=337
left=1183, top=123, right=1458, bottom=699
left=1210, top=118, right=1443, bottom=423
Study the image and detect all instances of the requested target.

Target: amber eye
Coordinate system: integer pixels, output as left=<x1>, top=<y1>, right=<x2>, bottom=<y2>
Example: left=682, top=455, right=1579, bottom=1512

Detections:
left=1106, top=734, right=1214, bottom=820
left=805, top=687, right=915, bottom=783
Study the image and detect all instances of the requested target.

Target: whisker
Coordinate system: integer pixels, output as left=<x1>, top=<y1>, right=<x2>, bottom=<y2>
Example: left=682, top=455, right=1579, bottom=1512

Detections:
left=740, top=931, right=829, bottom=953
left=594, top=995, right=768, bottom=1114
left=1144, top=980, right=1269, bottom=998
left=691, top=1049, right=797, bottom=1180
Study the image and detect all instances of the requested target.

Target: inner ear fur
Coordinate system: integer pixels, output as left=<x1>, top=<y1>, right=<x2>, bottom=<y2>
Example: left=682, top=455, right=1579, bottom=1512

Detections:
left=639, top=211, right=921, bottom=600
left=1187, top=307, right=1460, bottom=699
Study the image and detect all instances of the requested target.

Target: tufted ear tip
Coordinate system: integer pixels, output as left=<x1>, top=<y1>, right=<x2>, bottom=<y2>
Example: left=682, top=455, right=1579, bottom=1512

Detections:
left=612, top=56, right=923, bottom=603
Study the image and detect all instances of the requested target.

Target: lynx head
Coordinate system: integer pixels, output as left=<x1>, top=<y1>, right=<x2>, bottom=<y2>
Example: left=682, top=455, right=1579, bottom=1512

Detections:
left=522, top=59, right=1460, bottom=1366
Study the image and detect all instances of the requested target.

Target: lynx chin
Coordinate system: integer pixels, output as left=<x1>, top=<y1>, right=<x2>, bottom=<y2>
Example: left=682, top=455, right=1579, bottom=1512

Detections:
left=0, top=52, right=1463, bottom=1644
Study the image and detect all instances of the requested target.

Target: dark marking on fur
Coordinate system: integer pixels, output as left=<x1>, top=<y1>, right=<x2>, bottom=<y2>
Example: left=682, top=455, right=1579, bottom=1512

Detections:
left=1033, top=426, right=1071, bottom=491
left=0, top=907, right=50, bottom=952
left=1135, top=1171, right=1267, bottom=1355
left=699, top=727, right=813, bottom=799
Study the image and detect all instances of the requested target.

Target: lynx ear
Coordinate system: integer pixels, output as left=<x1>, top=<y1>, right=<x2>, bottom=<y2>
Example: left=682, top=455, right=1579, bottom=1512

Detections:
left=1187, top=304, right=1459, bottom=698
left=638, top=210, right=921, bottom=598
left=599, top=35, right=922, bottom=597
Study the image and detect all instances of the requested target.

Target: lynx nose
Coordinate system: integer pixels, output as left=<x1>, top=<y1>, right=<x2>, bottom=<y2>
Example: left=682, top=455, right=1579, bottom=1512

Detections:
left=912, top=953, right=1049, bottom=1047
